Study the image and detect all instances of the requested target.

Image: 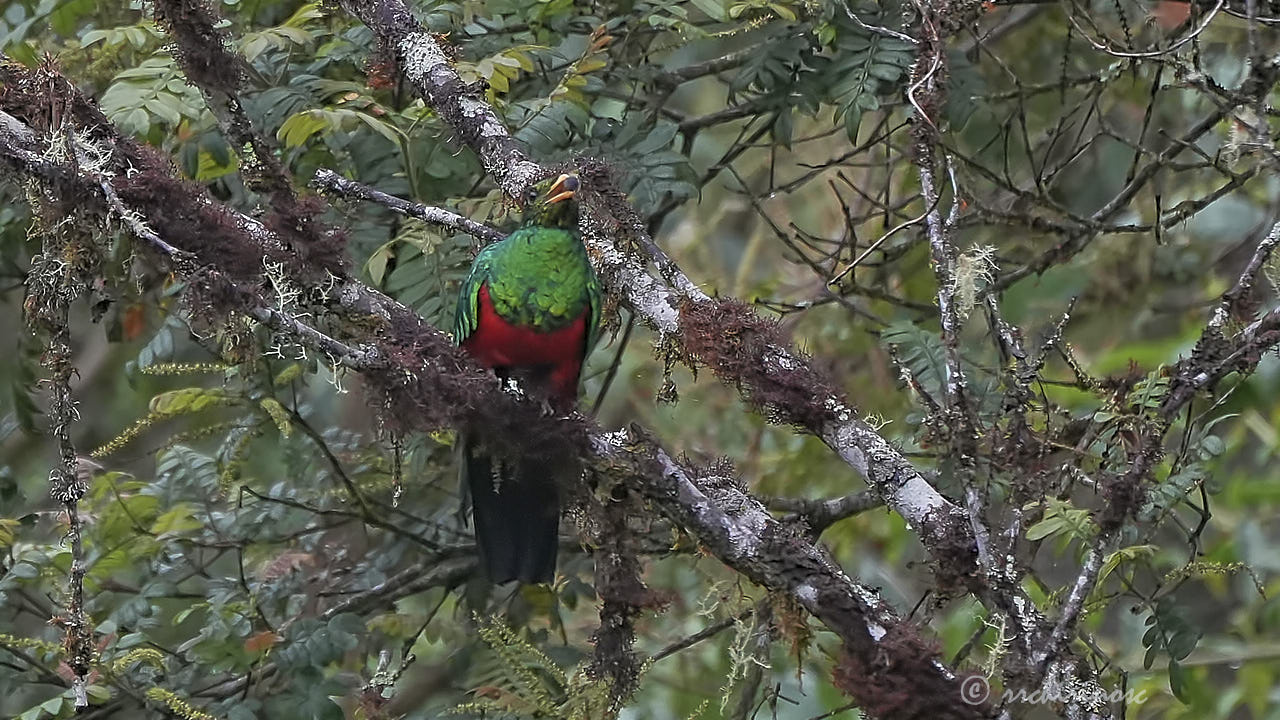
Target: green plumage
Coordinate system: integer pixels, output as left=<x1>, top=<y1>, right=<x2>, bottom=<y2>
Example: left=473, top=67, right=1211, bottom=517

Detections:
left=453, top=224, right=601, bottom=348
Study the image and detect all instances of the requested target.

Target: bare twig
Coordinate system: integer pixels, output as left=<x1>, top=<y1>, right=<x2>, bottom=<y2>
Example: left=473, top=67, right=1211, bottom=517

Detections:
left=312, top=168, right=505, bottom=245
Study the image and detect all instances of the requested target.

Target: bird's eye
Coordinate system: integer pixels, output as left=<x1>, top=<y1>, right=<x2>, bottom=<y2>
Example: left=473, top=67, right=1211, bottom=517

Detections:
left=525, top=186, right=540, bottom=204
left=562, top=175, right=580, bottom=192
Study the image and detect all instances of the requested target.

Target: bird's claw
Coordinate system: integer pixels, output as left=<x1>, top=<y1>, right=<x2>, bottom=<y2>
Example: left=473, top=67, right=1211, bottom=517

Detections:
left=497, top=378, right=558, bottom=417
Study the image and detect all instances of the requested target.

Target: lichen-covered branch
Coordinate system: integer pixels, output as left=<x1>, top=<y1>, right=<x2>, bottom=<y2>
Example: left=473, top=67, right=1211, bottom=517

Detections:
left=21, top=129, right=95, bottom=709
left=764, top=489, right=882, bottom=531
left=336, top=0, right=543, bottom=200
left=597, top=428, right=989, bottom=719
left=312, top=168, right=504, bottom=244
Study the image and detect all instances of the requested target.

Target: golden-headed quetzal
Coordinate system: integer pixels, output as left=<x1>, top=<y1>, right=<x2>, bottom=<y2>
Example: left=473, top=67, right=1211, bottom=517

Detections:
left=453, top=173, right=601, bottom=584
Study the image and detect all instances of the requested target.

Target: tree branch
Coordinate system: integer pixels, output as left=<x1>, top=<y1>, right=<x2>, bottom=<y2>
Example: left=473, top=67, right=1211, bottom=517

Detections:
left=312, top=168, right=504, bottom=244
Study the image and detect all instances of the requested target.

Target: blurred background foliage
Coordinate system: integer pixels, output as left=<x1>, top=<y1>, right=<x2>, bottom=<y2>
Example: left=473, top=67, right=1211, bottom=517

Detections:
left=0, top=0, right=1278, bottom=718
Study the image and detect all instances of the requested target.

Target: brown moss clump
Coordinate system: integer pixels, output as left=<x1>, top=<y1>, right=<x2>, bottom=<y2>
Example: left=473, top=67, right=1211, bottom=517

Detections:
left=1098, top=467, right=1146, bottom=533
left=152, top=0, right=244, bottom=96
left=0, top=60, right=119, bottom=147
left=586, top=493, right=651, bottom=707
left=363, top=321, right=593, bottom=476
left=115, top=148, right=272, bottom=281
left=263, top=194, right=348, bottom=275
left=678, top=297, right=841, bottom=429
left=833, top=623, right=991, bottom=719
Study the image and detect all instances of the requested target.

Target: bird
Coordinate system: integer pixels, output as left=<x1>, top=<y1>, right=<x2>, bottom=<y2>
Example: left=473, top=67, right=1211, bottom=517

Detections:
left=453, top=172, right=601, bottom=584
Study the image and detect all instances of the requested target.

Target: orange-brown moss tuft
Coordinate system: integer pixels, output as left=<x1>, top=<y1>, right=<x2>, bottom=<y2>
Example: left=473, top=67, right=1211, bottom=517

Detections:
left=678, top=298, right=840, bottom=429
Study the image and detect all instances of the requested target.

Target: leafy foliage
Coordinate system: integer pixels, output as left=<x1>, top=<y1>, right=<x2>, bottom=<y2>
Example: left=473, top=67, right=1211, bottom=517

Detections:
left=380, top=222, right=474, bottom=329
left=100, top=53, right=209, bottom=135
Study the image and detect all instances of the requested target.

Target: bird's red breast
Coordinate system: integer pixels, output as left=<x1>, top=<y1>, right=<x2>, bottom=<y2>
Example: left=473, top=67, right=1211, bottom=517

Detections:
left=461, top=283, right=589, bottom=401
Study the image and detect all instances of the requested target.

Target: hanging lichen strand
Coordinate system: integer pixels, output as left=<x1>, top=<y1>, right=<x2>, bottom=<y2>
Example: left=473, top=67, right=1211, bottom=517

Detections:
left=22, top=129, right=102, bottom=709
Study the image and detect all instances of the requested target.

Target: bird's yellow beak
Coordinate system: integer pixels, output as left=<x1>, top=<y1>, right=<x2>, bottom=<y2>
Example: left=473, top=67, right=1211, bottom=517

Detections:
left=545, top=173, right=579, bottom=204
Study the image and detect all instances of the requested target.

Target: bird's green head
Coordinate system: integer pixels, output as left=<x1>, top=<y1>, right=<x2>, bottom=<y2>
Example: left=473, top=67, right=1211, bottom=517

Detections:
left=523, top=172, right=580, bottom=229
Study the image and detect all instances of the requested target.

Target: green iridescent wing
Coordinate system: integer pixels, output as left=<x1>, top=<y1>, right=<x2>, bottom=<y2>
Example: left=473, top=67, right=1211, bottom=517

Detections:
left=584, top=262, right=603, bottom=355
left=452, top=244, right=497, bottom=346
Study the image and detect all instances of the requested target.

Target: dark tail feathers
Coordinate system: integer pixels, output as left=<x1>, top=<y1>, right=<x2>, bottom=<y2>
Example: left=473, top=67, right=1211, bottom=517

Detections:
left=462, top=438, right=560, bottom=584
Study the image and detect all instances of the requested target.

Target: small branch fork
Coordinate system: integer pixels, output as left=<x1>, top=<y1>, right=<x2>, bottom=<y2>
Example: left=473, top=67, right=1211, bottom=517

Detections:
left=1035, top=217, right=1280, bottom=677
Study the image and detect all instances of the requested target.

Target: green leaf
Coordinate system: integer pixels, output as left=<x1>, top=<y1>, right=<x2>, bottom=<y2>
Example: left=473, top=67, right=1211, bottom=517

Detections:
left=773, top=109, right=794, bottom=148
left=365, top=241, right=394, bottom=286
left=844, top=106, right=863, bottom=141
left=283, top=2, right=323, bottom=26
left=1024, top=499, right=1096, bottom=547
left=1168, top=660, right=1189, bottom=702
left=259, top=398, right=293, bottom=438
left=81, top=29, right=109, bottom=47
left=39, top=696, right=64, bottom=715
left=881, top=320, right=946, bottom=400
left=123, top=108, right=151, bottom=135
left=0, top=518, right=19, bottom=547
left=149, top=387, right=232, bottom=415
left=158, top=446, right=220, bottom=491
left=116, top=63, right=170, bottom=80
left=144, top=97, right=182, bottom=125
left=1199, top=435, right=1225, bottom=457
left=6, top=41, right=39, bottom=68
left=124, top=25, right=150, bottom=49
left=689, top=0, right=727, bottom=21
left=1025, top=516, right=1065, bottom=542
left=631, top=121, right=679, bottom=155
left=150, top=504, right=202, bottom=537
left=1094, top=544, right=1157, bottom=591
left=868, top=62, right=904, bottom=82
left=241, top=35, right=271, bottom=63
left=174, top=603, right=206, bottom=626
left=278, top=110, right=331, bottom=147
left=354, top=112, right=404, bottom=145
